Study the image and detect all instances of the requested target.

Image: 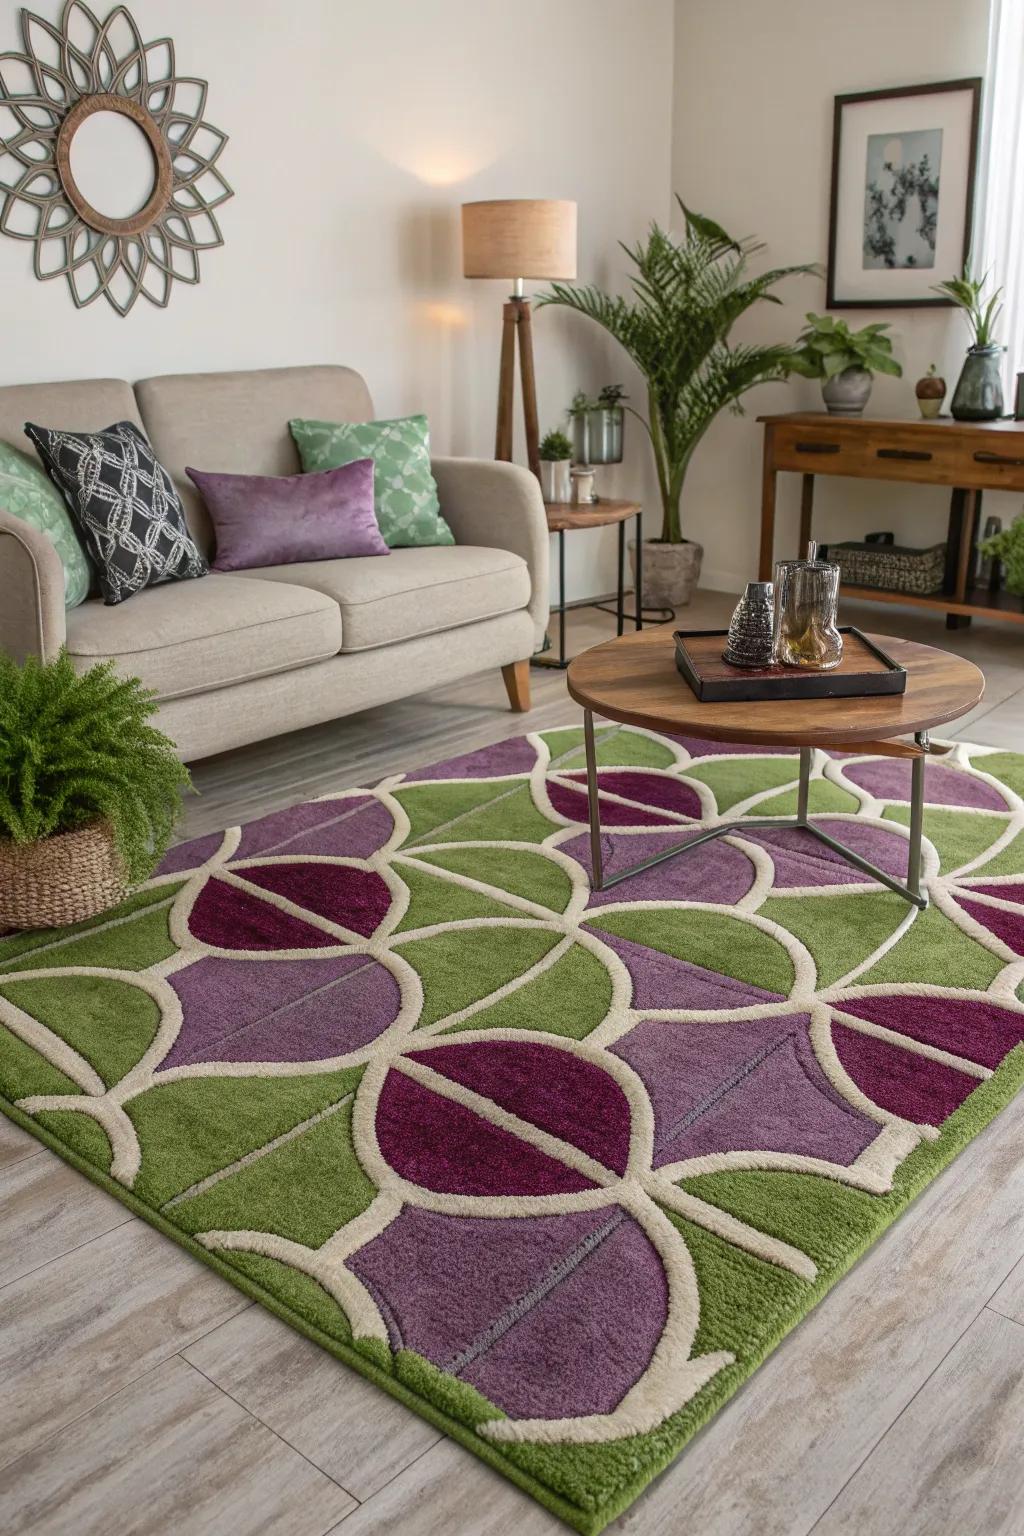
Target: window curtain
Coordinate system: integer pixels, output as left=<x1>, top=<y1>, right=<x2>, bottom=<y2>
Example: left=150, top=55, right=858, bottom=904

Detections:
left=976, top=0, right=1024, bottom=399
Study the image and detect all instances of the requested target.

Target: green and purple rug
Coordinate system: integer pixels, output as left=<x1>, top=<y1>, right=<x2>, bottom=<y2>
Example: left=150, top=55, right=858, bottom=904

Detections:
left=3, top=725, right=1024, bottom=1530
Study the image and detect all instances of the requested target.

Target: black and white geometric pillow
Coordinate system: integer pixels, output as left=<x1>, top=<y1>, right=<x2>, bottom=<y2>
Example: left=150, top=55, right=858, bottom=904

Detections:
left=24, top=420, right=208, bottom=606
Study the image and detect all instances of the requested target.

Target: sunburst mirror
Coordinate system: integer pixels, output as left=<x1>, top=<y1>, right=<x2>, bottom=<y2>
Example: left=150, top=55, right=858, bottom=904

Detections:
left=0, top=1, right=233, bottom=314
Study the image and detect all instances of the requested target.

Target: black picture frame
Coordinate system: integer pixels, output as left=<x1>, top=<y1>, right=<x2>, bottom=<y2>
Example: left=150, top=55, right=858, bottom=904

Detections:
left=826, top=78, right=982, bottom=309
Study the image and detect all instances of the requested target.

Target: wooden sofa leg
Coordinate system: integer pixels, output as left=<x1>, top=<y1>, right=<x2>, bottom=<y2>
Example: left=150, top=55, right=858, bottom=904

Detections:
left=501, top=659, right=531, bottom=712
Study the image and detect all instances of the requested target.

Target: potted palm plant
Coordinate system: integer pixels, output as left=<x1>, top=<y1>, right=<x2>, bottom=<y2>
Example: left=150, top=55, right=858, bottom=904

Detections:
left=538, top=198, right=815, bottom=606
left=0, top=651, right=189, bottom=929
left=787, top=314, right=902, bottom=414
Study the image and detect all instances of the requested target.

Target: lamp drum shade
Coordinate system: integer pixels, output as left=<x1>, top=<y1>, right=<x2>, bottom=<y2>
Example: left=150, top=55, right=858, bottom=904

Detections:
left=462, top=199, right=577, bottom=280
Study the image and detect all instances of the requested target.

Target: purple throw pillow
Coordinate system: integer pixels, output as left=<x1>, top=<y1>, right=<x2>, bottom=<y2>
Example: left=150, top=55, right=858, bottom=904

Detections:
left=186, top=458, right=388, bottom=572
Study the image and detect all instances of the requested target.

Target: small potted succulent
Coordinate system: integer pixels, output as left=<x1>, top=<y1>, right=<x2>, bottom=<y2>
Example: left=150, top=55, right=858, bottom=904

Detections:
left=933, top=268, right=1005, bottom=421
left=539, top=428, right=573, bottom=502
left=0, top=651, right=189, bottom=929
left=915, top=363, right=946, bottom=418
left=567, top=385, right=627, bottom=466
left=788, top=313, right=902, bottom=414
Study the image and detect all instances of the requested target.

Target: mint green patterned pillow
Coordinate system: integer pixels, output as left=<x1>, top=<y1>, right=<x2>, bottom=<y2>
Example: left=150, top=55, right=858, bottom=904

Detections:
left=0, top=442, right=90, bottom=606
left=289, top=414, right=454, bottom=549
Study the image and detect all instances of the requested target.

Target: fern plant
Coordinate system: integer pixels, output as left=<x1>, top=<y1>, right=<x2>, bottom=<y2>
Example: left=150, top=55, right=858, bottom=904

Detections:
left=538, top=198, right=815, bottom=542
left=980, top=515, right=1024, bottom=597
left=0, top=650, right=189, bottom=882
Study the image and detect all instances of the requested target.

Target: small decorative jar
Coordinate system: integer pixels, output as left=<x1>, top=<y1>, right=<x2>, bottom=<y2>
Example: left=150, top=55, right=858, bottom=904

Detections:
left=570, top=466, right=596, bottom=505
left=773, top=559, right=843, bottom=671
left=723, top=581, right=775, bottom=667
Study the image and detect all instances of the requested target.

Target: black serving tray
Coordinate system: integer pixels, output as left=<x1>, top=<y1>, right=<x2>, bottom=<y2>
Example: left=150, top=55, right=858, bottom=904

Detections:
left=674, top=626, right=907, bottom=703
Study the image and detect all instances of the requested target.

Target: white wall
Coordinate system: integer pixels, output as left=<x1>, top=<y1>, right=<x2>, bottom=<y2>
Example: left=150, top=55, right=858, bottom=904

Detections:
left=671, top=0, right=998, bottom=593
left=0, top=0, right=674, bottom=604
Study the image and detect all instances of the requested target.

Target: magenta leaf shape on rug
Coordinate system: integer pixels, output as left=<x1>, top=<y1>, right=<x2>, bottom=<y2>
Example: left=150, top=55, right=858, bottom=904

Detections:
left=951, top=894, right=1024, bottom=955
left=375, top=1066, right=596, bottom=1197
left=407, top=1040, right=632, bottom=1176
left=833, top=993, right=1024, bottom=1072
left=236, top=861, right=392, bottom=937
left=831, top=1020, right=979, bottom=1125
left=548, top=770, right=700, bottom=828
left=347, top=1203, right=669, bottom=1420
left=187, top=876, right=341, bottom=951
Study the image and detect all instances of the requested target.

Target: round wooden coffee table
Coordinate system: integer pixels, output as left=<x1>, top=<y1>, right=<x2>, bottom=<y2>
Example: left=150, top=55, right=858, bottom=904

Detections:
left=567, top=628, right=985, bottom=910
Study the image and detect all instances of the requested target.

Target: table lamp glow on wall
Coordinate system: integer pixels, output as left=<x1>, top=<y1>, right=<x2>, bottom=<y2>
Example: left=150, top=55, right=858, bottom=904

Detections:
left=461, top=198, right=577, bottom=481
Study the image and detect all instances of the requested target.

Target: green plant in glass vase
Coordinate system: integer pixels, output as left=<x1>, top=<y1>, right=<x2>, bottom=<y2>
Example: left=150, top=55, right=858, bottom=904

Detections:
left=538, top=198, right=815, bottom=604
left=933, top=267, right=1005, bottom=421
left=0, top=650, right=190, bottom=928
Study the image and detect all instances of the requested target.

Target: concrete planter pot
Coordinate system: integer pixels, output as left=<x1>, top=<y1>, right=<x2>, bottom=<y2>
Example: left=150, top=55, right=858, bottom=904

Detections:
left=629, top=538, right=704, bottom=609
left=821, top=366, right=873, bottom=416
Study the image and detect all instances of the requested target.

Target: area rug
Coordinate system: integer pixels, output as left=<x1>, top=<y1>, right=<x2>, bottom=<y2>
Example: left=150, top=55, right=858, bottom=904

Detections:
left=3, top=724, right=1024, bottom=1531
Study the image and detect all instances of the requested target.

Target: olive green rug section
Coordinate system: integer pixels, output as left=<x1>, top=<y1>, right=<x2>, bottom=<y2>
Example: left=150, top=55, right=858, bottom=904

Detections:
left=2, top=726, right=1024, bottom=1533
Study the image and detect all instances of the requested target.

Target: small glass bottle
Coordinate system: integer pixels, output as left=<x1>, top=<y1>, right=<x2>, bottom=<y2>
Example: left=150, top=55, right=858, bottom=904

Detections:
left=773, top=558, right=843, bottom=671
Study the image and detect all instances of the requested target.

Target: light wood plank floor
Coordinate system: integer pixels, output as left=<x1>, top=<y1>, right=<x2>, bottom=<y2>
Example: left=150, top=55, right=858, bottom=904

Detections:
left=3, top=591, right=1024, bottom=1536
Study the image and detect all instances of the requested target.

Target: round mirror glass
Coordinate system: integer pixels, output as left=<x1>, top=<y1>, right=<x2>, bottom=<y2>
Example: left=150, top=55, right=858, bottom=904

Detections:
left=68, top=108, right=157, bottom=220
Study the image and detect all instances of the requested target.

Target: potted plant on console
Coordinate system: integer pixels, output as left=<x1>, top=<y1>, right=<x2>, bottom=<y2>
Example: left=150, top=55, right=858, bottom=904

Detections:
left=933, top=267, right=1005, bottom=421
left=0, top=651, right=189, bottom=930
left=539, top=199, right=814, bottom=606
left=539, top=428, right=573, bottom=503
left=787, top=313, right=902, bottom=415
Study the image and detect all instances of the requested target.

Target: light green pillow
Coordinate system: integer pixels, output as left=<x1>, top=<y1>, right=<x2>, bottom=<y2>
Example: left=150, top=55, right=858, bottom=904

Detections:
left=0, top=442, right=90, bottom=606
left=289, top=413, right=454, bottom=549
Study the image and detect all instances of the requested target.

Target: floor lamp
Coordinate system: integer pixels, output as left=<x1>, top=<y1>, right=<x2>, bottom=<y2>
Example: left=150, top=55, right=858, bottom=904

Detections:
left=462, top=199, right=577, bottom=481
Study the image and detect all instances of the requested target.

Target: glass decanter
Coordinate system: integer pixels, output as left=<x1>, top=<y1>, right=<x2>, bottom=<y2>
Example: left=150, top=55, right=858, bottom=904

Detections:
left=773, top=558, right=843, bottom=671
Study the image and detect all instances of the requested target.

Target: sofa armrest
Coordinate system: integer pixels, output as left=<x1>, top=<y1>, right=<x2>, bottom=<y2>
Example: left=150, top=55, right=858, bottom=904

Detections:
left=432, top=457, right=549, bottom=651
left=0, top=509, right=66, bottom=663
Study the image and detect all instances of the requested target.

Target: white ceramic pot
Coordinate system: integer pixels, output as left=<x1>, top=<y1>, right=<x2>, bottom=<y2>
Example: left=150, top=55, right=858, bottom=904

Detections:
left=629, top=538, right=704, bottom=609
left=540, top=459, right=572, bottom=502
left=821, top=367, right=873, bottom=416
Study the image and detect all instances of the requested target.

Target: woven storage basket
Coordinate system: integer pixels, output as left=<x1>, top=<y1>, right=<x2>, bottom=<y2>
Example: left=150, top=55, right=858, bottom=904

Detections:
left=830, top=540, right=947, bottom=595
left=0, top=820, right=128, bottom=930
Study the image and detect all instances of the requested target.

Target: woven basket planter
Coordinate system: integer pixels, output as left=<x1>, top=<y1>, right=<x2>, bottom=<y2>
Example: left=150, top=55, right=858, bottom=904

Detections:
left=0, top=820, right=128, bottom=930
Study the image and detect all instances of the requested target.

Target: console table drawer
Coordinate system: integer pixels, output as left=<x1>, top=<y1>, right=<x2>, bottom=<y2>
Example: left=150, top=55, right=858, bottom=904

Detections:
left=770, top=421, right=1024, bottom=489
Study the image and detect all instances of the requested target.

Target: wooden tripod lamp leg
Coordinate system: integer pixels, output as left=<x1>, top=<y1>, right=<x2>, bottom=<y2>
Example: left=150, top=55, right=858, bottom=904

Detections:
left=495, top=300, right=518, bottom=462
left=516, top=298, right=541, bottom=480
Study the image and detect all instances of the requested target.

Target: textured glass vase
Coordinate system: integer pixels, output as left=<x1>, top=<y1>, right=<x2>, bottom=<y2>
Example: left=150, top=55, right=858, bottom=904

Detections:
left=950, top=345, right=1005, bottom=422
left=773, top=559, right=843, bottom=671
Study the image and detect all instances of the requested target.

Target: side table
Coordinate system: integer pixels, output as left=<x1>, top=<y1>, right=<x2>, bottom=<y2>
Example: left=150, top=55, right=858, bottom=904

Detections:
left=534, top=499, right=644, bottom=670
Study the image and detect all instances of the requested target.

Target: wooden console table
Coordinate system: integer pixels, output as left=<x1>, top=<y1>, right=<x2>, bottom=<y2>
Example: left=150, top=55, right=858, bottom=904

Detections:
left=757, top=412, right=1024, bottom=628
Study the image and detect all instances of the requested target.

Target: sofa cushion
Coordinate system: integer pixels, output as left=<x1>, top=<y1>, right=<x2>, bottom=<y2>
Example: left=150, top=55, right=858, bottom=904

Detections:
left=247, top=545, right=531, bottom=652
left=26, top=420, right=208, bottom=606
left=65, top=573, right=341, bottom=703
left=135, top=365, right=374, bottom=557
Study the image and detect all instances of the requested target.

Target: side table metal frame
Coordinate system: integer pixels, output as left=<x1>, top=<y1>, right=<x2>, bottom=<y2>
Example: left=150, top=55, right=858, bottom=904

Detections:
left=534, top=512, right=644, bottom=671
left=582, top=712, right=929, bottom=910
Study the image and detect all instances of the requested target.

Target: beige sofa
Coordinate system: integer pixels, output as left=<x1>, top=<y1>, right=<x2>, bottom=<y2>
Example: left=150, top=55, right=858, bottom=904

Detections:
left=0, top=365, right=548, bottom=762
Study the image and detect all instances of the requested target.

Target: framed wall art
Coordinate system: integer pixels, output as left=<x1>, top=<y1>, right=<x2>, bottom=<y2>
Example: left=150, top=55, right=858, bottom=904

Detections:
left=826, top=78, right=982, bottom=309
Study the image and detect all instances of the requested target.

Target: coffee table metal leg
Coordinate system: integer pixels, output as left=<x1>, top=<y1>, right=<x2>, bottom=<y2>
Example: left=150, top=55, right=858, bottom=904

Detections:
left=584, top=708, right=605, bottom=889
left=581, top=714, right=930, bottom=908
left=797, top=747, right=811, bottom=825
left=907, top=730, right=928, bottom=899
